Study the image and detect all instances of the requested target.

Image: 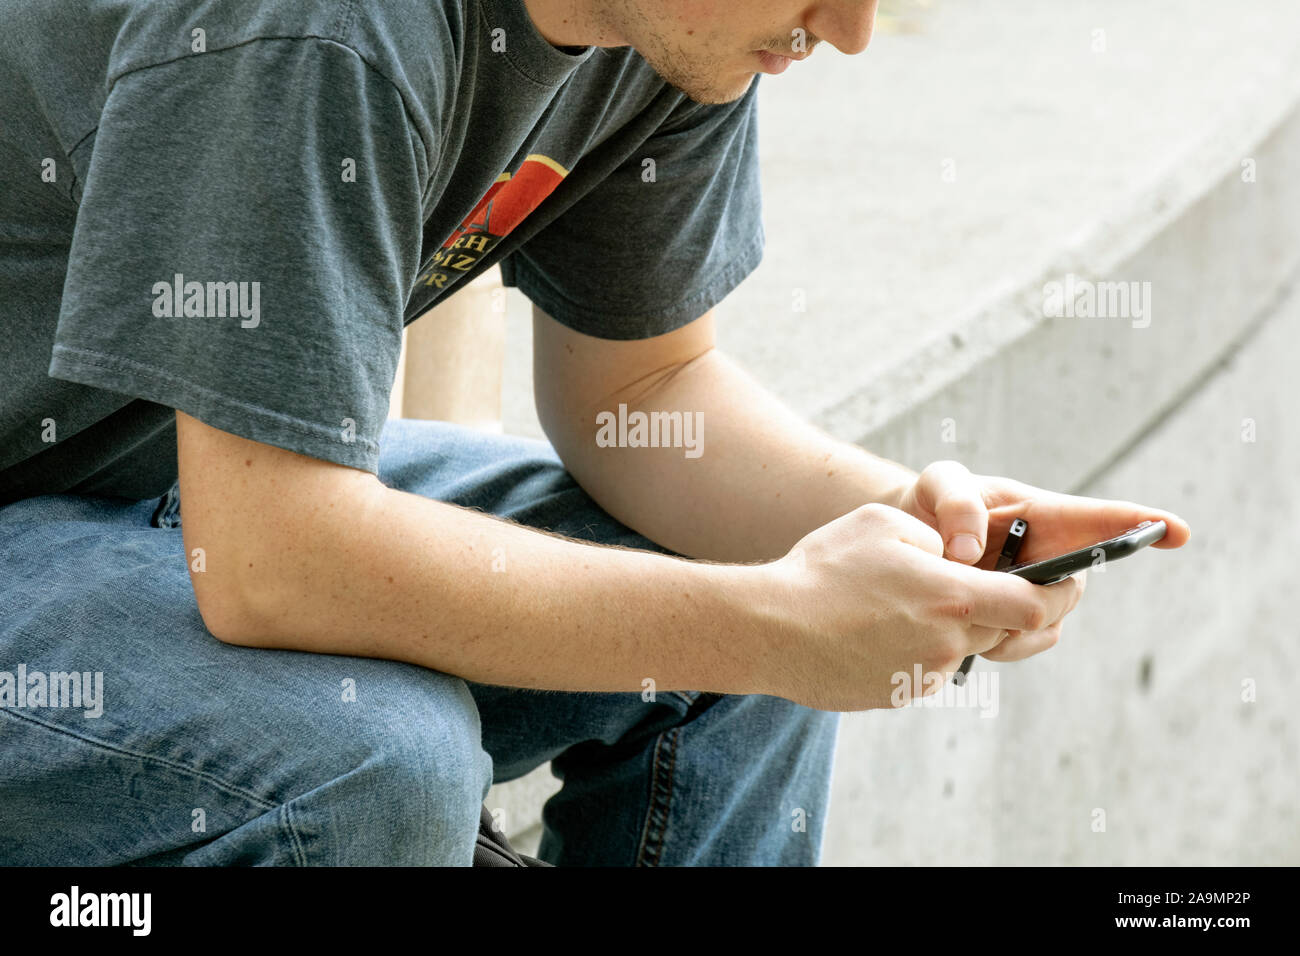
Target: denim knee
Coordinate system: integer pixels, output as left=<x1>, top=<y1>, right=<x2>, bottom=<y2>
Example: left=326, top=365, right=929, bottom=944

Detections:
left=185, top=667, right=493, bottom=866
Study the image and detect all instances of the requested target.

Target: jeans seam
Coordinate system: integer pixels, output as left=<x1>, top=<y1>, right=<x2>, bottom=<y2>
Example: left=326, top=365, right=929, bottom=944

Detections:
left=635, top=726, right=680, bottom=867
left=0, top=705, right=278, bottom=813
left=280, top=802, right=309, bottom=866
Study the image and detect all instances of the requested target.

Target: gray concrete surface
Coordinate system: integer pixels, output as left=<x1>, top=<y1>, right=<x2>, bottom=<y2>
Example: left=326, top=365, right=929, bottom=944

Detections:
left=504, top=0, right=1300, bottom=444
left=487, top=0, right=1300, bottom=863
left=823, top=277, right=1300, bottom=865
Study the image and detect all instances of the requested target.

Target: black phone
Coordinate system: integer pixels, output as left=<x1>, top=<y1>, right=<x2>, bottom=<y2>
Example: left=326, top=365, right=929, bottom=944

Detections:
left=1002, top=519, right=1167, bottom=584
left=953, top=519, right=1167, bottom=683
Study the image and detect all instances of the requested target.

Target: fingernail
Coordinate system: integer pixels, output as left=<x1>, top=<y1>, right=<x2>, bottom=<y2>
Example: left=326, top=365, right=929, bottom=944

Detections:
left=949, top=534, right=982, bottom=562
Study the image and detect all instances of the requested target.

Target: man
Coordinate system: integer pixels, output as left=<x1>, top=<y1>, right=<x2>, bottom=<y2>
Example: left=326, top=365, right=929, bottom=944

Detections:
left=0, top=0, right=1188, bottom=866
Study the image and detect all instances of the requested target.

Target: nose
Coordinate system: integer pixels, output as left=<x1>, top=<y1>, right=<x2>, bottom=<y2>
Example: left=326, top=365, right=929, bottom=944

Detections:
left=807, top=0, right=878, bottom=56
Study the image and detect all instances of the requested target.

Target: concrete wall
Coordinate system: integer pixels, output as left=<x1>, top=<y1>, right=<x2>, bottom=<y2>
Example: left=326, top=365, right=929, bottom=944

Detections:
left=823, top=279, right=1300, bottom=865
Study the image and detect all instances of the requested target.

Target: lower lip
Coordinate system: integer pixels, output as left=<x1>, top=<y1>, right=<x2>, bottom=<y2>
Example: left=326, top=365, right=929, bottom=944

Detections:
left=755, top=51, right=793, bottom=75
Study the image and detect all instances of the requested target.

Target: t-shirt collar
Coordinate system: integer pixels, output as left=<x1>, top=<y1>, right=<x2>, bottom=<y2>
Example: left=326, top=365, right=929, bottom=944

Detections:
left=480, top=0, right=596, bottom=85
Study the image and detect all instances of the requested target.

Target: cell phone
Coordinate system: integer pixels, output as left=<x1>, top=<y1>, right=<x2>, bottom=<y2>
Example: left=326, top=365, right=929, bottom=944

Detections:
left=1002, top=519, right=1167, bottom=584
left=953, top=519, right=1167, bottom=683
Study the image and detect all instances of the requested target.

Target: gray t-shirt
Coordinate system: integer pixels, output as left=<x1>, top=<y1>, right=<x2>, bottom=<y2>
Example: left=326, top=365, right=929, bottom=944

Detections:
left=0, top=0, right=763, bottom=505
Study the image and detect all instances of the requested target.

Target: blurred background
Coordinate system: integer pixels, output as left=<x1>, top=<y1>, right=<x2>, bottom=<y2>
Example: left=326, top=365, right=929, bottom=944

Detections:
left=394, top=0, right=1300, bottom=864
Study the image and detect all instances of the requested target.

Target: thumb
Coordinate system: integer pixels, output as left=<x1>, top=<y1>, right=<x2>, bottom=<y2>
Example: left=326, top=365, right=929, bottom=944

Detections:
left=917, top=460, right=990, bottom=563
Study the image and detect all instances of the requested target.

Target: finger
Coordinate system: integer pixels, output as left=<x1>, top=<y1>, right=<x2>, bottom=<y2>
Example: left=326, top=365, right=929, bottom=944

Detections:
left=977, top=571, right=1085, bottom=660
left=914, top=460, right=990, bottom=564
left=1027, top=491, right=1192, bottom=551
left=948, top=562, right=1084, bottom=633
left=963, top=624, right=1015, bottom=660
left=1069, top=569, right=1087, bottom=608
left=980, top=620, right=1063, bottom=663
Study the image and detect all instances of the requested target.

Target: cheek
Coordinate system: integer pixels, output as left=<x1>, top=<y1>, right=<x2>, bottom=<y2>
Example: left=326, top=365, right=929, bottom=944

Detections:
left=669, top=0, right=735, bottom=42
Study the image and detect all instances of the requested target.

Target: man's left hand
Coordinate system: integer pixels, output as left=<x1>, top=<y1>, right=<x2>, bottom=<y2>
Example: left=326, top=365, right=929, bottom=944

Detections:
left=893, top=459, right=1192, bottom=572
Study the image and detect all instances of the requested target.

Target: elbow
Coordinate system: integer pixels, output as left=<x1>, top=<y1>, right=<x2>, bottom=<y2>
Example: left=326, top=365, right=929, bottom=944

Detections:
left=535, top=401, right=589, bottom=478
left=194, top=590, right=261, bottom=648
left=189, top=563, right=273, bottom=648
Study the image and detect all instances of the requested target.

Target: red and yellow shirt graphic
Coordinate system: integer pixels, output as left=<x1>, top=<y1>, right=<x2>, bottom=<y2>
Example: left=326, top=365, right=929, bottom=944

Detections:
left=417, top=153, right=568, bottom=291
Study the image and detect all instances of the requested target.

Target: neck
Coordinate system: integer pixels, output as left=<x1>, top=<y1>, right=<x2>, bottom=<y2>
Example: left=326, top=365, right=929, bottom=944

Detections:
left=521, top=0, right=627, bottom=49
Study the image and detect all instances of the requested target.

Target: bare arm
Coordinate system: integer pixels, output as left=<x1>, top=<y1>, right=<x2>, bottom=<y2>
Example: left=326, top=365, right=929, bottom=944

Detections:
left=178, top=308, right=1087, bottom=712
left=532, top=307, right=918, bottom=563
left=177, top=410, right=764, bottom=695
left=530, top=306, right=1188, bottom=683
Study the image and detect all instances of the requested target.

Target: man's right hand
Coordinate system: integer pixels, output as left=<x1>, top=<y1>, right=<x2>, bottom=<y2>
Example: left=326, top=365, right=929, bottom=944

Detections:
left=749, top=502, right=1085, bottom=712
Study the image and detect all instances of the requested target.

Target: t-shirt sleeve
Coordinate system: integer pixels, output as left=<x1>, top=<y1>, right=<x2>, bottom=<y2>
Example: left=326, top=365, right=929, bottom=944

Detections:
left=500, top=78, right=765, bottom=340
left=49, top=37, right=426, bottom=474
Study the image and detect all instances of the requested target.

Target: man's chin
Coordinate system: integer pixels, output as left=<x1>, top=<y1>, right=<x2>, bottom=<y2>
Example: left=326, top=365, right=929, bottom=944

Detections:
left=666, top=71, right=755, bottom=106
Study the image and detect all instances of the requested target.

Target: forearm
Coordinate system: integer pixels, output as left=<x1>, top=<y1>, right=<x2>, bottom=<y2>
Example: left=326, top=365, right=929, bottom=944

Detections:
left=546, top=348, right=918, bottom=563
left=199, top=476, right=769, bottom=695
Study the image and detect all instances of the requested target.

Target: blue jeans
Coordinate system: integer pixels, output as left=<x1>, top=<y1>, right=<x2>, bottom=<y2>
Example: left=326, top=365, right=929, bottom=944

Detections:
left=0, top=419, right=838, bottom=865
